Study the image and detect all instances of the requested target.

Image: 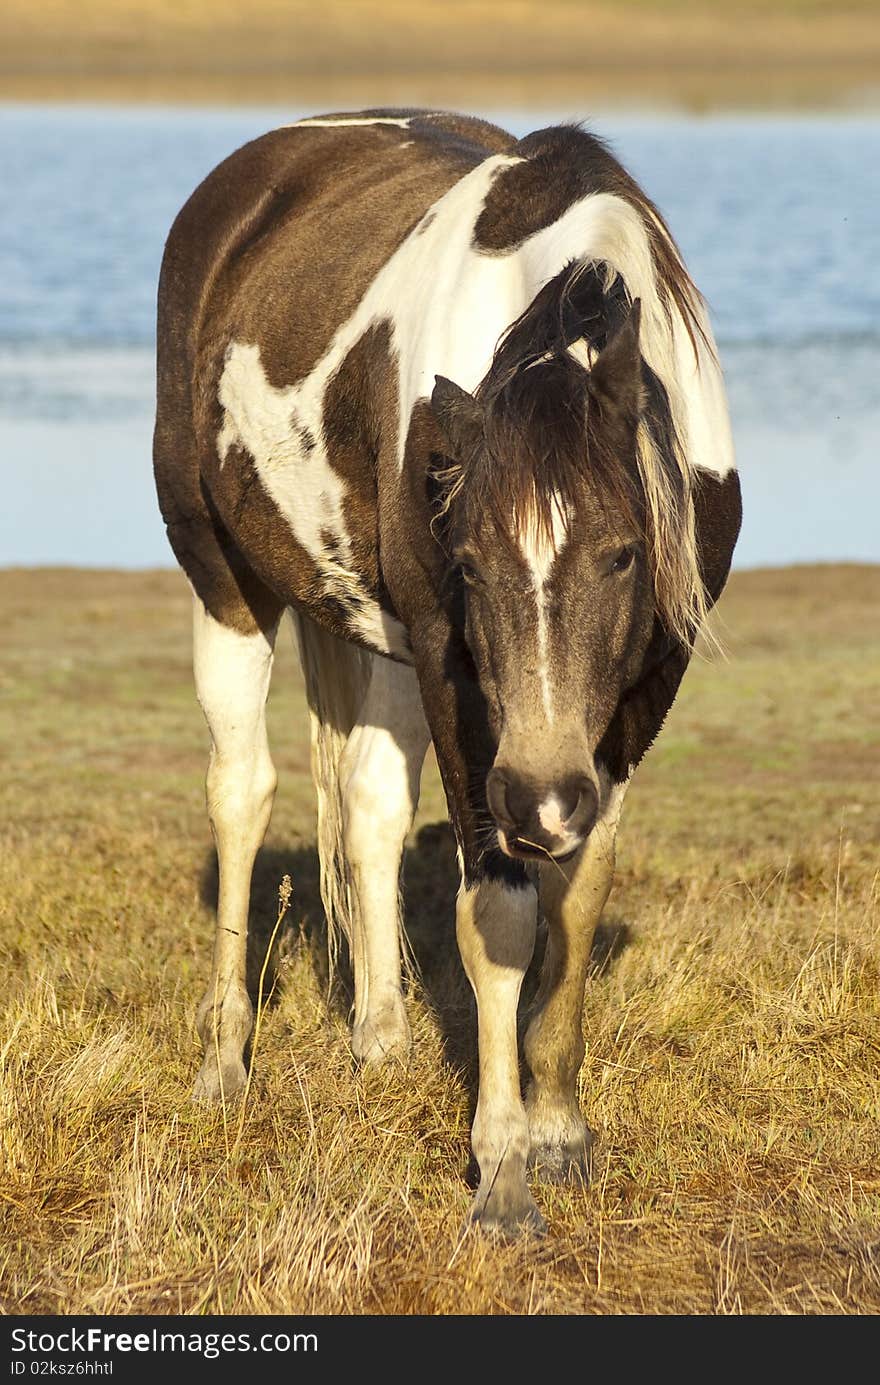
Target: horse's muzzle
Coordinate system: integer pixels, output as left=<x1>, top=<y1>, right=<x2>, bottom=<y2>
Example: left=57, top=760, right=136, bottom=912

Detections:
left=487, top=767, right=598, bottom=861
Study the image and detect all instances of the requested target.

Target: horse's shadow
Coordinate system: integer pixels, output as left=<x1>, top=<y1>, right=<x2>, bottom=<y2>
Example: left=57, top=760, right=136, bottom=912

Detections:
left=198, top=822, right=632, bottom=1115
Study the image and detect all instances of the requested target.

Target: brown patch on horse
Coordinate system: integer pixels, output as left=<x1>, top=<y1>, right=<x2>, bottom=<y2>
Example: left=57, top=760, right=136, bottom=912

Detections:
left=473, top=125, right=709, bottom=359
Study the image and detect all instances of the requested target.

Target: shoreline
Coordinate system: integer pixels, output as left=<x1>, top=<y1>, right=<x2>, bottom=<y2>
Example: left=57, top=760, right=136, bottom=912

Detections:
left=3, top=85, right=879, bottom=118
left=1, top=66, right=878, bottom=116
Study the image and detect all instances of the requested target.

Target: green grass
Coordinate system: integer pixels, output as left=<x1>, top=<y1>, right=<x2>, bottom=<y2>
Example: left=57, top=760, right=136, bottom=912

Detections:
left=1, top=564, right=879, bottom=1314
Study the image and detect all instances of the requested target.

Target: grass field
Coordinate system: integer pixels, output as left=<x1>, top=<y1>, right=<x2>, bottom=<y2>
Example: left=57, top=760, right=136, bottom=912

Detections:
left=1, top=563, right=879, bottom=1314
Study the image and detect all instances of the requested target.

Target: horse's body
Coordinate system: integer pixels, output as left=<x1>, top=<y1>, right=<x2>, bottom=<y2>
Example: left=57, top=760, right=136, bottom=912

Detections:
left=154, top=110, right=741, bottom=1234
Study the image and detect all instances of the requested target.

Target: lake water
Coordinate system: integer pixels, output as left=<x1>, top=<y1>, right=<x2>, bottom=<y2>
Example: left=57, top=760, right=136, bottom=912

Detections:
left=1, top=105, right=878, bottom=569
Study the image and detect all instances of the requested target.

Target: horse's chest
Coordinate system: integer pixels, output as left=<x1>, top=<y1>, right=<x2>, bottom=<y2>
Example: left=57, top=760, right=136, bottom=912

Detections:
left=215, top=340, right=410, bottom=661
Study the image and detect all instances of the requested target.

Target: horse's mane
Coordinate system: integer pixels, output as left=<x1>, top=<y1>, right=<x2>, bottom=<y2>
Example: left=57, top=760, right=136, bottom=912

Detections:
left=463, top=248, right=713, bottom=651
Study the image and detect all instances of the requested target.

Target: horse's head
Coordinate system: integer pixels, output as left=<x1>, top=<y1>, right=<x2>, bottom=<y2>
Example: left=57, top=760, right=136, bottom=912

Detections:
left=431, top=299, right=658, bottom=862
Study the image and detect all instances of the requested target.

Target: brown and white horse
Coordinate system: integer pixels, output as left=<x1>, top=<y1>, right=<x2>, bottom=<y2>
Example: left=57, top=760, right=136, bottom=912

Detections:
left=154, top=110, right=741, bottom=1235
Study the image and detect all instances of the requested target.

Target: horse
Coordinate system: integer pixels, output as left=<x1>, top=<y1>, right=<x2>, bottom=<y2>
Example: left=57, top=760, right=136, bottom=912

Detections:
left=154, top=109, right=741, bottom=1236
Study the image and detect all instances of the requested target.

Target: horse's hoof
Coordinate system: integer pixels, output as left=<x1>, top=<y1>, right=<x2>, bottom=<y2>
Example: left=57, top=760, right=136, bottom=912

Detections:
left=351, top=1004, right=411, bottom=1067
left=529, top=1137, right=593, bottom=1186
left=467, top=1188, right=547, bottom=1240
left=191, top=1056, right=247, bottom=1103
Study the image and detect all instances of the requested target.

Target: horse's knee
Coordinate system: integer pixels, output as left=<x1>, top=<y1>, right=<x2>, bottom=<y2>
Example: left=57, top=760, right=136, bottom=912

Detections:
left=342, top=762, right=411, bottom=857
left=206, top=753, right=277, bottom=842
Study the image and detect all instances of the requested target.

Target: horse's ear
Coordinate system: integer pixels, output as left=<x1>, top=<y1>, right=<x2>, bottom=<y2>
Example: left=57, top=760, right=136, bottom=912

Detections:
left=588, top=298, right=644, bottom=424
left=431, top=375, right=483, bottom=457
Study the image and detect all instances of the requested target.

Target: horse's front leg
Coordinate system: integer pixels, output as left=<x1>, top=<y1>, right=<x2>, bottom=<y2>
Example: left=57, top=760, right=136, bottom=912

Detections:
left=457, top=872, right=543, bottom=1235
left=524, top=777, right=627, bottom=1182
left=407, top=617, right=543, bottom=1233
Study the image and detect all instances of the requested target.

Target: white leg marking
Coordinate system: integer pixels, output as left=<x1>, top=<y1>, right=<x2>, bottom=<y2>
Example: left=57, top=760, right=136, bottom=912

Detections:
left=457, top=877, right=544, bottom=1234
left=191, top=599, right=278, bottom=1101
left=340, top=657, right=430, bottom=1064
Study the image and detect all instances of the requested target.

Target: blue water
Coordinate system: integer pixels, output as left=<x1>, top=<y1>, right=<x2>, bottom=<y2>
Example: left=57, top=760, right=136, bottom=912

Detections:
left=1, top=104, right=878, bottom=567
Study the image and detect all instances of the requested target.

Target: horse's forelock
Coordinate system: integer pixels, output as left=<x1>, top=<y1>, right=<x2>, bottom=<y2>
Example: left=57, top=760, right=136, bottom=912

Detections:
left=475, top=354, right=588, bottom=543
left=464, top=353, right=641, bottom=556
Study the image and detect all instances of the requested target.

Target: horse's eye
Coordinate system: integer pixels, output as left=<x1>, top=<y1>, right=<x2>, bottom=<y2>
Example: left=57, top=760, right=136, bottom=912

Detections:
left=610, top=546, right=635, bottom=574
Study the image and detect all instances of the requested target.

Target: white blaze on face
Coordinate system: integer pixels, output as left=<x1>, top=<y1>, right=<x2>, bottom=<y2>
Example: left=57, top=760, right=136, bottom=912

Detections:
left=517, top=496, right=569, bottom=725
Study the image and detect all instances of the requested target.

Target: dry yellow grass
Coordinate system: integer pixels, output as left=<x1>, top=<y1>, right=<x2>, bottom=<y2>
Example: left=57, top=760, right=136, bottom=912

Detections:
left=2, top=0, right=879, bottom=108
left=1, top=565, right=879, bottom=1314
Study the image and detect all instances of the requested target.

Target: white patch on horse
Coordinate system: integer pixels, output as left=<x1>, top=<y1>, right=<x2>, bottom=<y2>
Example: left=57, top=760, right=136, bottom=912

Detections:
left=537, top=794, right=567, bottom=838
left=215, top=153, right=521, bottom=541
left=536, top=793, right=583, bottom=857
left=509, top=191, right=734, bottom=480
left=215, top=158, right=732, bottom=663
left=381, top=178, right=731, bottom=485
left=456, top=875, right=540, bottom=1228
left=339, top=656, right=430, bottom=1062
left=566, top=337, right=596, bottom=370
left=292, top=116, right=415, bottom=129
left=312, top=153, right=524, bottom=459
left=216, top=342, right=410, bottom=661
left=517, top=497, right=569, bottom=724
left=348, top=603, right=411, bottom=660
left=190, top=597, right=277, bottom=1098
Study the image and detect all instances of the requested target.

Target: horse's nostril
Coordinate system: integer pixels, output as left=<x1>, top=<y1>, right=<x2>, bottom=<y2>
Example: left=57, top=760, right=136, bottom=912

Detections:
left=564, top=776, right=599, bottom=835
left=505, top=777, right=535, bottom=826
left=558, top=780, right=584, bottom=822
left=486, top=767, right=514, bottom=826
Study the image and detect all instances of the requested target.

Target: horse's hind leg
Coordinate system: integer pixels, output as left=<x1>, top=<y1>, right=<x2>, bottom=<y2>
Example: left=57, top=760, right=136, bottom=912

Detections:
left=524, top=779, right=627, bottom=1181
left=191, top=597, right=280, bottom=1101
left=340, top=657, right=430, bottom=1064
